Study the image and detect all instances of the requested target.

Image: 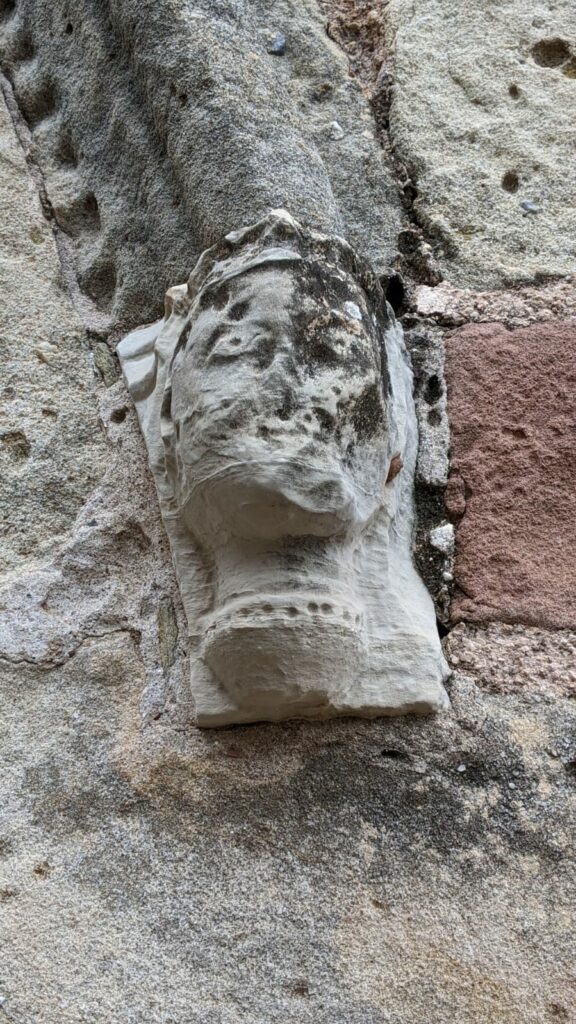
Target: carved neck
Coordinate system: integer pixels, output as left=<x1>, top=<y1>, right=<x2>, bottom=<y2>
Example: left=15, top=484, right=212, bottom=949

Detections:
left=206, top=537, right=364, bottom=630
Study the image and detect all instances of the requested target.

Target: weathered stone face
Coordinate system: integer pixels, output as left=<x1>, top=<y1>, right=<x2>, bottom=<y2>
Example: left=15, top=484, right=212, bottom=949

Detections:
left=119, top=210, right=449, bottom=725
left=169, top=264, right=388, bottom=545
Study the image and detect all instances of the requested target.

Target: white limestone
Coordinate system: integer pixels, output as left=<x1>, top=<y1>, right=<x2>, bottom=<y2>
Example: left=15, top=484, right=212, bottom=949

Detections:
left=118, top=211, right=449, bottom=725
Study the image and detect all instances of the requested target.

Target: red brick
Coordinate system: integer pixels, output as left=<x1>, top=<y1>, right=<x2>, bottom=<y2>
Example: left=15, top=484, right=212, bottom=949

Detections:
left=445, top=321, right=576, bottom=629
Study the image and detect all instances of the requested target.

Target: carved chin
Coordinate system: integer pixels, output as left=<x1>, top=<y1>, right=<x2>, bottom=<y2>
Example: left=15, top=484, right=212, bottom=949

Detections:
left=201, top=599, right=364, bottom=714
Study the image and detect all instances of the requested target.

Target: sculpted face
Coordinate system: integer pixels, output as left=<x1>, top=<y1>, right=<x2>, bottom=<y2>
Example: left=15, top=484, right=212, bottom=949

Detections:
left=118, top=210, right=450, bottom=725
left=167, top=263, right=391, bottom=544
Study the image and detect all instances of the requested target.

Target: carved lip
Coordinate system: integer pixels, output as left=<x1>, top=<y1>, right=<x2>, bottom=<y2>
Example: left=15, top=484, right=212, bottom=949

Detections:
left=205, top=593, right=364, bottom=630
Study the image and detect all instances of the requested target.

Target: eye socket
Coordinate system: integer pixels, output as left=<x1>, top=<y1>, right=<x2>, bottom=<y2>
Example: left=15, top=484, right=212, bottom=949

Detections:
left=208, top=332, right=258, bottom=361
left=228, top=300, right=249, bottom=322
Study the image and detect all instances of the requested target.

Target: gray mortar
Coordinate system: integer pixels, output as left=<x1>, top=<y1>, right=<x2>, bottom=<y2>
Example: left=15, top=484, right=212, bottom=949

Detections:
left=406, top=324, right=453, bottom=623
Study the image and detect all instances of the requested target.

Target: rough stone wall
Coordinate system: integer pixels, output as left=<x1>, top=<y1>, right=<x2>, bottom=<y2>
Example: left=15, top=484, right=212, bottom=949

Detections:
left=1, top=2, right=575, bottom=1022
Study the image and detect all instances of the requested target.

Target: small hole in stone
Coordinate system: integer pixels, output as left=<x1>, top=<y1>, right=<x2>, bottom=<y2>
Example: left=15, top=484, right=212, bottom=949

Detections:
left=110, top=407, right=127, bottom=424
left=287, top=607, right=299, bottom=617
left=384, top=272, right=405, bottom=314
left=320, top=603, right=332, bottom=614
left=1, top=430, right=30, bottom=460
left=262, top=603, right=274, bottom=613
left=84, top=192, right=99, bottom=215
left=307, top=602, right=319, bottom=613
left=428, top=408, right=442, bottom=426
left=292, top=981, right=310, bottom=997
left=380, top=748, right=408, bottom=760
left=508, top=83, right=521, bottom=98
left=178, top=92, right=188, bottom=106
left=65, top=21, right=73, bottom=34
left=531, top=37, right=571, bottom=68
left=228, top=301, right=249, bottom=321
left=332, top=386, right=342, bottom=396
left=424, top=375, right=443, bottom=404
left=502, top=170, right=519, bottom=193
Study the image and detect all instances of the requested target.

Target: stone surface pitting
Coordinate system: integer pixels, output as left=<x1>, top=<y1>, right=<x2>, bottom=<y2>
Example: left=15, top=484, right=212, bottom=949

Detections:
left=446, top=321, right=576, bottom=629
left=446, top=622, right=576, bottom=698
left=385, top=0, right=576, bottom=288
left=0, top=94, right=107, bottom=576
left=119, top=210, right=449, bottom=725
left=0, top=0, right=401, bottom=327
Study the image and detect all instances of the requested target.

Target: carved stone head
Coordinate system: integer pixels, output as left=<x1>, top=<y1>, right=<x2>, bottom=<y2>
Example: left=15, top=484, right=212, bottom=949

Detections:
left=119, top=210, right=449, bottom=724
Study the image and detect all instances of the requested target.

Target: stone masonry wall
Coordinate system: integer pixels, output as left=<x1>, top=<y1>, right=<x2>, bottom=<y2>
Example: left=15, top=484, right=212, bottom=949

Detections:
left=1, top=2, right=575, bottom=1022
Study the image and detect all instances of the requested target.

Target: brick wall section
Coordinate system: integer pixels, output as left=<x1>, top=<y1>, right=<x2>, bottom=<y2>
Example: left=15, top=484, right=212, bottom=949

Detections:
left=445, top=321, right=576, bottom=629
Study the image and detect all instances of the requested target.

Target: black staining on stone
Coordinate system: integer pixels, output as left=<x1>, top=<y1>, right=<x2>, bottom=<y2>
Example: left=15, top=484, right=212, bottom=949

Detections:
left=306, top=334, right=340, bottom=370
left=253, top=334, right=276, bottom=371
left=413, top=480, right=451, bottom=624
left=198, top=282, right=230, bottom=312
left=275, top=389, right=295, bottom=422
left=291, top=256, right=389, bottom=396
left=348, top=383, right=385, bottom=441
left=9, top=28, right=35, bottom=63
left=228, top=299, right=249, bottom=322
left=0, top=0, right=15, bottom=22
left=502, top=169, right=519, bottom=193
left=313, top=406, right=337, bottom=437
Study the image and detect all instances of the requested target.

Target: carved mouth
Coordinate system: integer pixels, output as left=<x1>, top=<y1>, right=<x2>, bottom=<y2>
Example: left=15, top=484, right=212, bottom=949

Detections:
left=205, top=593, right=364, bottom=630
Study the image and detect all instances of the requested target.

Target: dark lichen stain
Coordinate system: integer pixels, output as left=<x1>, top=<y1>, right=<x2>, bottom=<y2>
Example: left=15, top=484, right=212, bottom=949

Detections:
left=348, top=383, right=385, bottom=440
